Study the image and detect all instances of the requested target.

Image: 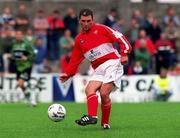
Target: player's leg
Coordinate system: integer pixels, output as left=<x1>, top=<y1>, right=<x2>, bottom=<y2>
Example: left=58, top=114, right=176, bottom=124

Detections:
left=26, top=67, right=38, bottom=106
left=17, top=68, right=35, bottom=105
left=85, top=80, right=102, bottom=117
left=99, top=59, right=123, bottom=129
left=75, top=80, right=102, bottom=126
left=18, top=78, right=26, bottom=91
left=100, top=82, right=115, bottom=129
left=17, top=77, right=31, bottom=101
left=16, top=69, right=29, bottom=96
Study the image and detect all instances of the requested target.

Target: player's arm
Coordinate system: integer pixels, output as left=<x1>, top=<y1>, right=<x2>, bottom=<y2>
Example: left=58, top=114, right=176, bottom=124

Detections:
left=60, top=40, right=84, bottom=82
left=25, top=40, right=36, bottom=61
left=10, top=43, right=16, bottom=60
left=103, top=25, right=132, bottom=64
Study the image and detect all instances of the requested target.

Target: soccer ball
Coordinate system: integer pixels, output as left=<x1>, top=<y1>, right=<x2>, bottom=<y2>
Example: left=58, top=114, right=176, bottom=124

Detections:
left=48, top=104, right=66, bottom=122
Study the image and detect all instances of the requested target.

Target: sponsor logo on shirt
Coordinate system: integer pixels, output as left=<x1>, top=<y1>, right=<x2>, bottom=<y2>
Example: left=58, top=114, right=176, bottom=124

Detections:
left=88, top=49, right=101, bottom=61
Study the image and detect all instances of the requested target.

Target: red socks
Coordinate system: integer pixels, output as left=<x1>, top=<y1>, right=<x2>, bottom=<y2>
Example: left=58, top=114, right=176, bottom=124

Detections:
left=101, top=99, right=111, bottom=125
left=87, top=93, right=111, bottom=125
left=87, top=93, right=98, bottom=117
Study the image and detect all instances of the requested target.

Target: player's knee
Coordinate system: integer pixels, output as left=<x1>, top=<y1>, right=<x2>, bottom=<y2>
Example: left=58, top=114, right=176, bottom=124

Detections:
left=85, top=85, right=95, bottom=96
left=100, top=91, right=109, bottom=99
left=18, top=80, right=24, bottom=89
left=100, top=92, right=110, bottom=104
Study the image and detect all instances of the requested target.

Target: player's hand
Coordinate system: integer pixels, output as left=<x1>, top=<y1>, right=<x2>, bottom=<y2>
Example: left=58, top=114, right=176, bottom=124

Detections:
left=120, top=56, right=129, bottom=65
left=59, top=73, right=69, bottom=83
left=21, top=55, right=28, bottom=61
left=4, top=54, right=12, bottom=59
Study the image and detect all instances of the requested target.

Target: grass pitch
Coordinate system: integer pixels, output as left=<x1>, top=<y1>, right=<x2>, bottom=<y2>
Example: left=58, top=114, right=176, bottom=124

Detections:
left=0, top=102, right=180, bottom=138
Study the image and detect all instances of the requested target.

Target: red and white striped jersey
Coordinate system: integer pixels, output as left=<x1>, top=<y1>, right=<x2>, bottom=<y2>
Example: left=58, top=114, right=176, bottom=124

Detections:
left=65, top=23, right=132, bottom=77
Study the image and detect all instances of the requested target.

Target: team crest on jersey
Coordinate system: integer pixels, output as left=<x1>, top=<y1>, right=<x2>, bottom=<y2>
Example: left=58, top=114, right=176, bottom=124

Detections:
left=80, top=39, right=84, bottom=44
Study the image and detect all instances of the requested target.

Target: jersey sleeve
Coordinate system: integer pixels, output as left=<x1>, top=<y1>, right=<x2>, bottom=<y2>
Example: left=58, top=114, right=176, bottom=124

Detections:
left=102, top=25, right=132, bottom=56
left=25, top=40, right=36, bottom=62
left=65, top=39, right=84, bottom=77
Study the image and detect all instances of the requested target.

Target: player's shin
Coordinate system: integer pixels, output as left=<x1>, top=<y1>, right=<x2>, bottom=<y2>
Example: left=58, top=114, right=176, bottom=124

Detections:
left=87, top=93, right=98, bottom=117
left=29, top=90, right=38, bottom=106
left=18, top=79, right=26, bottom=92
left=101, top=99, right=111, bottom=125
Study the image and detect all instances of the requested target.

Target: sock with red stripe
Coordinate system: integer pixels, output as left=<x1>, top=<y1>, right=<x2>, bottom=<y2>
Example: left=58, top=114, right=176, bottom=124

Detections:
left=101, top=99, right=111, bottom=125
left=87, top=93, right=98, bottom=117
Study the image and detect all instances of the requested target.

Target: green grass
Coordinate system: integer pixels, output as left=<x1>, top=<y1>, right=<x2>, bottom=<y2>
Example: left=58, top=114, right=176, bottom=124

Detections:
left=0, top=102, right=180, bottom=138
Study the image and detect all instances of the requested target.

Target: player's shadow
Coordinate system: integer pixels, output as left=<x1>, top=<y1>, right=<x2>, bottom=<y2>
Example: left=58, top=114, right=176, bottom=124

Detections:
left=72, top=124, right=120, bottom=131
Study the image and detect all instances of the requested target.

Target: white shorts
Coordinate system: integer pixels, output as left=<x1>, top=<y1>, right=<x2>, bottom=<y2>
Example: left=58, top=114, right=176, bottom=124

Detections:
left=89, top=59, right=123, bottom=88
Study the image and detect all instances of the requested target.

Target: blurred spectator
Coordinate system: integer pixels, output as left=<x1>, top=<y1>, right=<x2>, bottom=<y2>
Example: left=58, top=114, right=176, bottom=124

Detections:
left=33, top=9, right=48, bottom=46
left=132, top=9, right=145, bottom=29
left=0, top=30, right=4, bottom=75
left=165, top=19, right=178, bottom=49
left=163, top=7, right=180, bottom=27
left=32, top=37, right=47, bottom=73
left=134, top=29, right=155, bottom=57
left=153, top=68, right=173, bottom=101
left=0, top=54, right=4, bottom=75
left=155, top=33, right=175, bottom=74
left=125, top=19, right=139, bottom=65
left=59, top=29, right=74, bottom=57
left=47, top=9, right=65, bottom=61
left=146, top=18, right=162, bottom=44
left=63, top=8, right=78, bottom=38
left=165, top=19, right=178, bottom=64
left=144, top=10, right=154, bottom=30
left=132, top=61, right=144, bottom=75
left=134, top=29, right=156, bottom=73
left=1, top=27, right=15, bottom=54
left=0, top=16, right=4, bottom=28
left=1, top=7, right=16, bottom=29
left=125, top=19, right=139, bottom=45
left=15, top=4, right=30, bottom=33
left=26, top=28, right=35, bottom=44
left=33, top=9, right=48, bottom=36
left=1, top=27, right=15, bottom=73
left=103, top=8, right=117, bottom=27
left=59, top=29, right=74, bottom=72
left=112, top=17, right=126, bottom=34
left=33, top=9, right=49, bottom=45
left=134, top=39, right=151, bottom=74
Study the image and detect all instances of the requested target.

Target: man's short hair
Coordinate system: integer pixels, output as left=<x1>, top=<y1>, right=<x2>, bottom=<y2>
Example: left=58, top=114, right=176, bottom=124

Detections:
left=79, top=8, right=93, bottom=19
left=53, top=9, right=59, bottom=14
left=110, top=8, right=117, bottom=13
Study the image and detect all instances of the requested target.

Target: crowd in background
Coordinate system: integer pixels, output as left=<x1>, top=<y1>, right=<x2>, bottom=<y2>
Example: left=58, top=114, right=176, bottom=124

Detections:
left=0, top=4, right=180, bottom=75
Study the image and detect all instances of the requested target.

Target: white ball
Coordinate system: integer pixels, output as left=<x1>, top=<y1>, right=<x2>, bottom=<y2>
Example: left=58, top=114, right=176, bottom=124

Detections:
left=48, top=104, right=66, bottom=122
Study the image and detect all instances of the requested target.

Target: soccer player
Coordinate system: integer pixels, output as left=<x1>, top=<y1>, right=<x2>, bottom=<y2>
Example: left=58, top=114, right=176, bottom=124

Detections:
left=60, top=9, right=132, bottom=129
left=11, top=30, right=36, bottom=105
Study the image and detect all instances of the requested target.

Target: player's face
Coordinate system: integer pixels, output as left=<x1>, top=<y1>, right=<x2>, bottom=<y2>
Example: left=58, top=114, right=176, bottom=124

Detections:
left=79, top=15, right=93, bottom=32
left=16, top=31, right=23, bottom=41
